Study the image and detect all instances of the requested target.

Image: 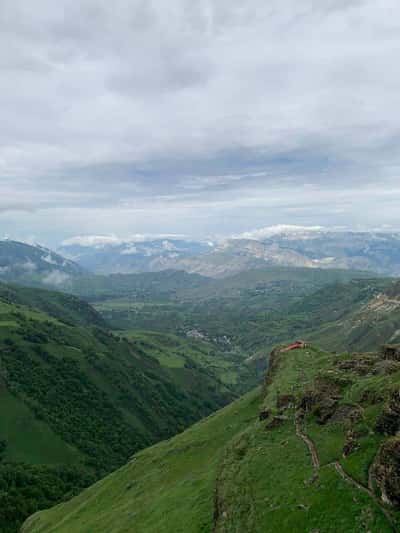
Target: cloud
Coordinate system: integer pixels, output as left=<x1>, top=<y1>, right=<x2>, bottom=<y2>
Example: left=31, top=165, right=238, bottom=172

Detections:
left=42, top=270, right=70, bottom=286
left=0, top=0, right=400, bottom=242
left=235, top=225, right=325, bottom=240
left=20, top=260, right=37, bottom=272
left=61, top=233, right=186, bottom=247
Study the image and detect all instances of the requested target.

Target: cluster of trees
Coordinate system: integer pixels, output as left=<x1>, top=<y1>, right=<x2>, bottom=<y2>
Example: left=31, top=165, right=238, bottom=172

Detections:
left=0, top=463, right=94, bottom=533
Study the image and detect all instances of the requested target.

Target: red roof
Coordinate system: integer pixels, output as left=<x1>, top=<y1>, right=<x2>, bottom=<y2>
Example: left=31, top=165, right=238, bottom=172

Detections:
left=280, top=341, right=306, bottom=353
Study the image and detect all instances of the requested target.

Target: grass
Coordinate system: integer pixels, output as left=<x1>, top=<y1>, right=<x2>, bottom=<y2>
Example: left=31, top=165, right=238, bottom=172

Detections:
left=120, top=330, right=254, bottom=394
left=23, top=345, right=400, bottom=533
left=22, top=388, right=261, bottom=533
left=0, top=284, right=239, bottom=532
left=0, top=388, right=81, bottom=465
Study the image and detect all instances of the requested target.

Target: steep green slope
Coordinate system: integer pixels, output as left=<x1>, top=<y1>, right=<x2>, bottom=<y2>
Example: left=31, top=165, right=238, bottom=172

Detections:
left=24, top=344, right=400, bottom=532
left=22, top=388, right=261, bottom=533
left=0, top=283, right=107, bottom=327
left=0, top=293, right=233, bottom=472
left=0, top=285, right=234, bottom=532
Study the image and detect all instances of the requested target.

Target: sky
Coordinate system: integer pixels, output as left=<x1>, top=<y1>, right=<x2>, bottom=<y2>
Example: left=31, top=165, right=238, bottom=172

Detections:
left=1, top=0, right=400, bottom=246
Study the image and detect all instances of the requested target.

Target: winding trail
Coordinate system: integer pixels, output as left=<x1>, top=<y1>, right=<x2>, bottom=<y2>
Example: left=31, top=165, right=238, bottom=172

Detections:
left=295, top=414, right=320, bottom=469
left=333, top=461, right=398, bottom=532
left=294, top=410, right=396, bottom=529
left=294, top=410, right=397, bottom=532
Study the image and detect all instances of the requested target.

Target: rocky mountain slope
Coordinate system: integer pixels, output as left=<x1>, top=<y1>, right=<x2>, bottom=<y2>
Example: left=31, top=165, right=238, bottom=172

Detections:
left=0, top=240, right=85, bottom=288
left=23, top=343, right=400, bottom=532
left=58, top=230, right=400, bottom=278
left=59, top=238, right=211, bottom=275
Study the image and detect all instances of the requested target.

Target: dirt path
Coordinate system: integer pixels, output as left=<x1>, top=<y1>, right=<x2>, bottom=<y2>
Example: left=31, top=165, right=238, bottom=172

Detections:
left=334, top=461, right=398, bottom=532
left=294, top=411, right=397, bottom=532
left=295, top=414, right=320, bottom=469
left=368, top=459, right=375, bottom=492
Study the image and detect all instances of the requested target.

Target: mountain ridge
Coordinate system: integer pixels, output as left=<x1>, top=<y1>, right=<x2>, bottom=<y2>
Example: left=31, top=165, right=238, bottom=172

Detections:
left=58, top=230, right=400, bottom=278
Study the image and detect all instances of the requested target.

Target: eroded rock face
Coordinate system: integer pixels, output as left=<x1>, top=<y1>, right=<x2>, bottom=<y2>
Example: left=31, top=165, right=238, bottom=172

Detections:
left=266, top=415, right=288, bottom=429
left=376, top=390, right=400, bottom=435
left=342, top=430, right=360, bottom=457
left=382, top=345, right=400, bottom=361
left=373, top=436, right=400, bottom=506
left=314, top=397, right=339, bottom=425
left=277, top=394, right=295, bottom=410
left=373, top=359, right=400, bottom=375
left=330, top=404, right=363, bottom=424
left=298, top=377, right=345, bottom=425
left=337, top=355, right=377, bottom=376
left=259, top=409, right=270, bottom=421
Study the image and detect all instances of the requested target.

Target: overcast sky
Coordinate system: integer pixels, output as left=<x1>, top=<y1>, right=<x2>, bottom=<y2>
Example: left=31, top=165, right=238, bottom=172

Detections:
left=1, top=0, right=400, bottom=245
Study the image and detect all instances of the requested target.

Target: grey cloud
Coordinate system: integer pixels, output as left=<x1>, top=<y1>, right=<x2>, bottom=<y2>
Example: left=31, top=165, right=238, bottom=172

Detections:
left=0, top=0, right=400, bottom=241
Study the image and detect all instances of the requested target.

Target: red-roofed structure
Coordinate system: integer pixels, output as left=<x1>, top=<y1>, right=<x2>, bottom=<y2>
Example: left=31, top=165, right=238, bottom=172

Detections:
left=280, top=341, right=307, bottom=353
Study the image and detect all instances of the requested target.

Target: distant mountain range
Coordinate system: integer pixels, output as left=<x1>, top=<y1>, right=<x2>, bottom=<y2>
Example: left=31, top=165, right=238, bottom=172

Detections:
left=2, top=229, right=400, bottom=290
left=58, top=238, right=211, bottom=275
left=0, top=240, right=86, bottom=287
left=59, top=229, right=400, bottom=278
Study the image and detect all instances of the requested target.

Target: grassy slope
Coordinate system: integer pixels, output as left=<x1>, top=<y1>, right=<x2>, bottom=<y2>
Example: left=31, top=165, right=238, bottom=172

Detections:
left=0, top=284, right=239, bottom=532
left=214, top=348, right=398, bottom=532
left=299, top=279, right=400, bottom=352
left=24, top=345, right=400, bottom=533
left=0, top=296, right=233, bottom=472
left=0, top=386, right=81, bottom=465
left=0, top=283, right=107, bottom=327
left=22, top=388, right=261, bottom=533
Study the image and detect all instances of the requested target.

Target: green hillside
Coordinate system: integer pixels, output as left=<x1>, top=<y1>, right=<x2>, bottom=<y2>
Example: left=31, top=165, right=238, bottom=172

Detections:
left=0, top=282, right=107, bottom=327
left=121, top=330, right=257, bottom=394
left=0, top=285, right=235, bottom=532
left=304, top=280, right=400, bottom=352
left=23, top=344, right=400, bottom=532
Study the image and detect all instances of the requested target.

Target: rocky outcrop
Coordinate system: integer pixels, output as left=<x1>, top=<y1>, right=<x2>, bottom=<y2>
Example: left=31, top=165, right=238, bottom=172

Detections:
left=298, top=377, right=343, bottom=425
left=381, top=344, right=400, bottom=361
left=375, top=389, right=400, bottom=435
left=373, top=436, right=400, bottom=506
left=258, top=409, right=270, bottom=421
left=276, top=394, right=295, bottom=410
left=342, top=430, right=360, bottom=457
left=266, top=415, right=288, bottom=429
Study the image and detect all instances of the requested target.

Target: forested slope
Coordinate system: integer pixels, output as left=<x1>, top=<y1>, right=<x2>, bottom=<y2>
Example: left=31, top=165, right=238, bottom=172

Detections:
left=0, top=285, right=233, bottom=532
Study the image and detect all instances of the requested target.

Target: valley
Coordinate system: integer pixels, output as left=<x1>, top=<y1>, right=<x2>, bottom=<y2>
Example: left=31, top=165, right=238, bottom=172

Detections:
left=3, top=2, right=398, bottom=530
left=1, top=239, right=400, bottom=531
left=0, top=284, right=234, bottom=532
